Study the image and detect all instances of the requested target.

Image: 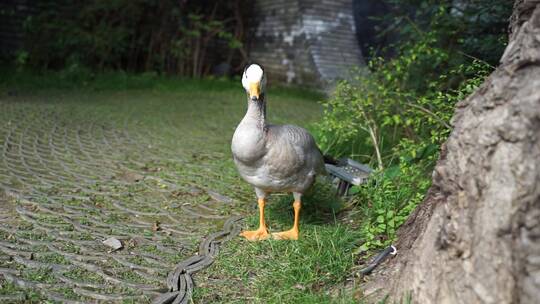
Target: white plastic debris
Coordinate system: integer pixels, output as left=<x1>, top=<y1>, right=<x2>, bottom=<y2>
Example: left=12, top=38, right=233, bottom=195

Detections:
left=102, top=237, right=123, bottom=251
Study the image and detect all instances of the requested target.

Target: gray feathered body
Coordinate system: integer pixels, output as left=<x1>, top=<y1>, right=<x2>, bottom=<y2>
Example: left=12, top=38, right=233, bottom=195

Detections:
left=231, top=99, right=325, bottom=194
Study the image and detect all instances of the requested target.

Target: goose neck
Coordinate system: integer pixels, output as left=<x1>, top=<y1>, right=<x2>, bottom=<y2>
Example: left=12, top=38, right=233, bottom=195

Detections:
left=244, top=96, right=266, bottom=128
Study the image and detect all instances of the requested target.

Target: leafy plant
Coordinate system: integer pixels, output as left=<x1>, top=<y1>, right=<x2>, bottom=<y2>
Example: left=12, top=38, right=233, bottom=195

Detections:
left=329, top=59, right=489, bottom=251
left=19, top=0, right=249, bottom=77
left=172, top=13, right=242, bottom=77
left=372, top=0, right=512, bottom=67
left=14, top=50, right=29, bottom=70
left=317, top=4, right=499, bottom=251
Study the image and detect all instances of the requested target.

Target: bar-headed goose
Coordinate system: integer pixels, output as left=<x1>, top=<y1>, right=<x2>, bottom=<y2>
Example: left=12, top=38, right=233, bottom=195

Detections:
left=231, top=63, right=325, bottom=241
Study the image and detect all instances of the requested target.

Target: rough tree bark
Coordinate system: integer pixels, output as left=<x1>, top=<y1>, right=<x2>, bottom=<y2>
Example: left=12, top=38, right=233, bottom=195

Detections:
left=367, top=1, right=540, bottom=303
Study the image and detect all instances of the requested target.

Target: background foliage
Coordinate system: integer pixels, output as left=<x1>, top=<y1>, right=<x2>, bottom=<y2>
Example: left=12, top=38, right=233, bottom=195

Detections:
left=365, top=0, right=512, bottom=66
left=316, top=0, right=511, bottom=251
left=15, top=0, right=250, bottom=77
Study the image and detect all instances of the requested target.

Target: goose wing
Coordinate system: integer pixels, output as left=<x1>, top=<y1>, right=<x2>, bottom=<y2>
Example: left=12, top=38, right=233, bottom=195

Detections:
left=264, top=124, right=325, bottom=178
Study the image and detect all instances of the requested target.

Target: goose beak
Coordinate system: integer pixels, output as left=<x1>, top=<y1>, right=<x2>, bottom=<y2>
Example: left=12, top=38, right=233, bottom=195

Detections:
left=249, top=82, right=260, bottom=101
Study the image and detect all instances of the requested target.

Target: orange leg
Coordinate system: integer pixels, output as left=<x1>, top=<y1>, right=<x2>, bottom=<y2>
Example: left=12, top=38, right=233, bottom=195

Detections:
left=240, top=198, right=270, bottom=241
left=272, top=200, right=301, bottom=240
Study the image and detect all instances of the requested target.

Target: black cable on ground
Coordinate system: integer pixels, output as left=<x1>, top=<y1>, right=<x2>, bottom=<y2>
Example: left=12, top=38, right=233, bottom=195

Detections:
left=152, top=215, right=244, bottom=304
left=359, top=245, right=397, bottom=275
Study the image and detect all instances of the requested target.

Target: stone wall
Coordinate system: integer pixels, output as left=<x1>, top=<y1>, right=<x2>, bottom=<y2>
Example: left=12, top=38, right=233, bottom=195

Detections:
left=250, top=0, right=364, bottom=88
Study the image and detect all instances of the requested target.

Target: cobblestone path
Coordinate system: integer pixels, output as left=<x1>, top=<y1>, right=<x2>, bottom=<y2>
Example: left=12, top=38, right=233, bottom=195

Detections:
left=0, top=91, right=257, bottom=303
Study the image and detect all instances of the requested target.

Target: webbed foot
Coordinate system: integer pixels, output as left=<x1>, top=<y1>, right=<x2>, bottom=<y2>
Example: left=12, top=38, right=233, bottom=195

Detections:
left=240, top=228, right=270, bottom=241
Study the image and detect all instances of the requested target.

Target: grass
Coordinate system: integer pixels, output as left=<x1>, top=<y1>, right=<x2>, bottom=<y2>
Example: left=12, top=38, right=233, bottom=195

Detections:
left=0, top=66, right=323, bottom=102
left=0, top=280, right=44, bottom=302
left=0, top=68, right=363, bottom=302
left=0, top=69, right=322, bottom=158
left=35, top=253, right=69, bottom=265
left=22, top=267, right=57, bottom=284
left=194, top=228, right=359, bottom=303
left=63, top=267, right=105, bottom=284
left=193, top=184, right=362, bottom=303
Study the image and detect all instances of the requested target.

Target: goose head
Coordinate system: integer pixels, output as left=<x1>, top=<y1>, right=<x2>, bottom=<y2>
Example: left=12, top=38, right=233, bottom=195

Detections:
left=242, top=64, right=266, bottom=102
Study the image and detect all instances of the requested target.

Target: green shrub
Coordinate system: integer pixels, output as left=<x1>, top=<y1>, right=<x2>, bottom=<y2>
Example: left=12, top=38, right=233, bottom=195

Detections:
left=376, top=0, right=512, bottom=67
left=19, top=0, right=248, bottom=76
left=335, top=60, right=488, bottom=250
left=317, top=16, right=495, bottom=250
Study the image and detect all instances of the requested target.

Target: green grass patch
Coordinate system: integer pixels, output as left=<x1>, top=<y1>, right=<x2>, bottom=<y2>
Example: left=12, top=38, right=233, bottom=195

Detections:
left=194, top=184, right=360, bottom=303
left=60, top=242, right=80, bottom=254
left=35, top=253, right=69, bottom=265
left=0, top=279, right=44, bottom=301
left=22, top=267, right=57, bottom=284
left=63, top=267, right=105, bottom=284
left=0, top=280, right=21, bottom=295
left=195, top=225, right=359, bottom=303
left=115, top=270, right=157, bottom=285
left=52, top=287, right=81, bottom=300
left=0, top=67, right=324, bottom=102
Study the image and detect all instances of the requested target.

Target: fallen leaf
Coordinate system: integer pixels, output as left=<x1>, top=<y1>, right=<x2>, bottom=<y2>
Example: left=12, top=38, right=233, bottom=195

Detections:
left=102, top=237, right=123, bottom=251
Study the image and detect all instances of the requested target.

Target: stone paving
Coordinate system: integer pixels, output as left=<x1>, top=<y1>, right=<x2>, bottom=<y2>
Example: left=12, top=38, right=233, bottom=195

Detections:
left=0, top=92, right=253, bottom=303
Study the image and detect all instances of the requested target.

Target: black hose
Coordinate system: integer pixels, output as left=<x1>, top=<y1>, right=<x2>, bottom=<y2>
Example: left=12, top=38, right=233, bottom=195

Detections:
left=359, top=245, right=397, bottom=275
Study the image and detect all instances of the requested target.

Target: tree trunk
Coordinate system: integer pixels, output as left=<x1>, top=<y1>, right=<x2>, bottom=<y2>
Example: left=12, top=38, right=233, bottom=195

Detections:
left=367, top=1, right=540, bottom=303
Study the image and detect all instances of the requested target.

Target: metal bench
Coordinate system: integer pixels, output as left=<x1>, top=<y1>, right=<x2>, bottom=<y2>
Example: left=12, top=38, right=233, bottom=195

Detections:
left=325, top=158, right=373, bottom=196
